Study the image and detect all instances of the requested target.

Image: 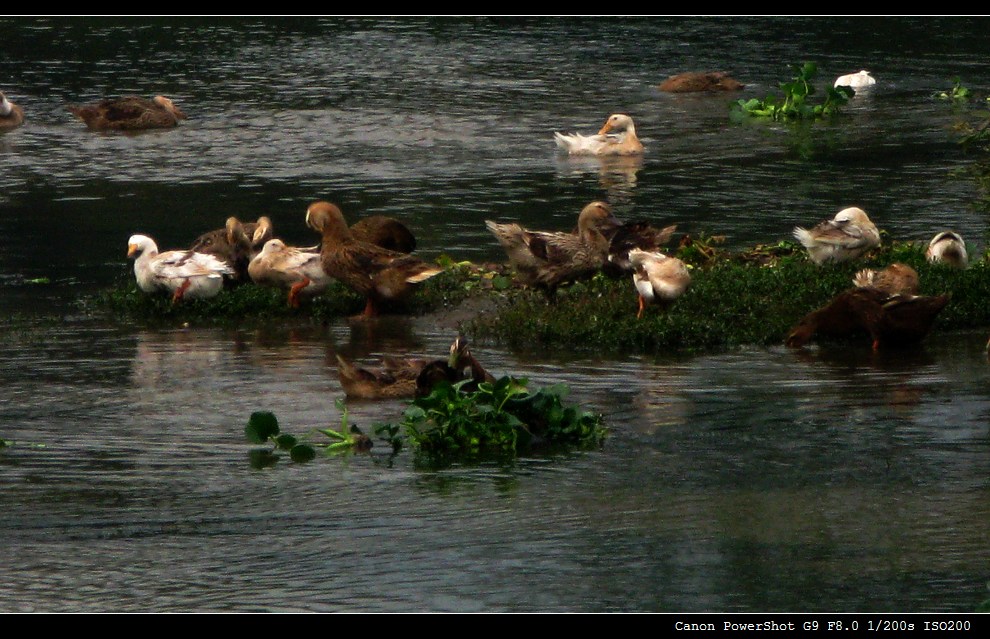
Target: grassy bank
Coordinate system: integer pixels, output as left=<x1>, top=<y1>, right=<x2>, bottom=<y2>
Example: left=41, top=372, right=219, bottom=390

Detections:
left=84, top=239, right=990, bottom=353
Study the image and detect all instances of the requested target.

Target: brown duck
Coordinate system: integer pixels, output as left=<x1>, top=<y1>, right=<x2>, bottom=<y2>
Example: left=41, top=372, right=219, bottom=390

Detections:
left=336, top=336, right=494, bottom=399
left=68, top=95, right=187, bottom=130
left=305, top=200, right=442, bottom=317
left=189, top=216, right=274, bottom=284
left=786, top=287, right=950, bottom=351
left=485, top=200, right=621, bottom=297
left=659, top=71, right=744, bottom=93
left=0, top=92, right=25, bottom=131
left=852, top=263, right=919, bottom=296
left=350, top=215, right=416, bottom=254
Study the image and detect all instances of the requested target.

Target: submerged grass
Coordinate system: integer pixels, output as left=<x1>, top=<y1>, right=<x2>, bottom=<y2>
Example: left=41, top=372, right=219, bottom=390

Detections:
left=83, top=240, right=990, bottom=353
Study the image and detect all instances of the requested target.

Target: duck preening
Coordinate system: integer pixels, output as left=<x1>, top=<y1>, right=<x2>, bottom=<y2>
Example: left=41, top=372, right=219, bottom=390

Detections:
left=189, top=216, right=274, bottom=284
left=852, top=262, right=919, bottom=296
left=793, top=206, right=881, bottom=265
left=554, top=113, right=644, bottom=157
left=305, top=200, right=442, bottom=317
left=127, top=234, right=234, bottom=303
left=486, top=200, right=620, bottom=298
left=68, top=95, right=187, bottom=130
left=248, top=239, right=330, bottom=307
left=624, top=248, right=691, bottom=319
left=336, top=336, right=494, bottom=400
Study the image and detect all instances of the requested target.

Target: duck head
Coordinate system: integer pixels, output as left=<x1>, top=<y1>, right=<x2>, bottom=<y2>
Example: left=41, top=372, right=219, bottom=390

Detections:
left=306, top=200, right=353, bottom=241
left=598, top=113, right=636, bottom=136
left=153, top=96, right=187, bottom=120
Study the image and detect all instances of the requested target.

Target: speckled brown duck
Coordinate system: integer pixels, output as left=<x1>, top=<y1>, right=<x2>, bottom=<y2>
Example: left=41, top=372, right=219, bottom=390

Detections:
left=68, top=95, right=187, bottom=131
left=485, top=200, right=621, bottom=298
left=305, top=200, right=442, bottom=317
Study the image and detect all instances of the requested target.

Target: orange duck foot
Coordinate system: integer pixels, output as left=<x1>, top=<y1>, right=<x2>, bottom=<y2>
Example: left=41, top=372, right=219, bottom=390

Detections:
left=288, top=277, right=311, bottom=308
left=172, top=279, right=192, bottom=304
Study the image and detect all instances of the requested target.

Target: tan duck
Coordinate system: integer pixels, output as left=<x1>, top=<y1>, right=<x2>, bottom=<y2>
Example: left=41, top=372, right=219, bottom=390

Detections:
left=189, top=216, right=273, bottom=283
left=624, top=248, right=692, bottom=319
left=926, top=231, right=968, bottom=268
left=659, top=71, right=744, bottom=93
left=486, top=200, right=621, bottom=298
left=305, top=200, right=442, bottom=317
left=554, top=113, right=644, bottom=157
left=0, top=92, right=25, bottom=131
left=785, top=287, right=950, bottom=351
left=248, top=239, right=331, bottom=307
left=793, top=206, right=881, bottom=265
left=127, top=234, right=234, bottom=303
left=336, top=336, right=493, bottom=400
left=68, top=95, right=187, bottom=131
left=852, top=262, right=919, bottom=296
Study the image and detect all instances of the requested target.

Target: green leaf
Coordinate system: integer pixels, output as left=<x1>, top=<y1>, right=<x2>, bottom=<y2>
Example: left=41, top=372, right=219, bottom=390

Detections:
left=275, top=433, right=297, bottom=450
left=289, top=444, right=317, bottom=463
left=248, top=448, right=279, bottom=469
left=246, top=411, right=280, bottom=444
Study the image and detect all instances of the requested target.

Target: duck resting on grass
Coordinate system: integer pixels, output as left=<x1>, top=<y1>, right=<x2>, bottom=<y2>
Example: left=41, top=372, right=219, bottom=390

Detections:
left=793, top=206, right=881, bottom=265
left=127, top=234, right=234, bottom=303
left=305, top=200, right=442, bottom=318
left=248, top=239, right=331, bottom=308
left=925, top=231, right=968, bottom=268
left=486, top=200, right=621, bottom=299
left=622, top=248, right=691, bottom=319
left=852, top=262, right=919, bottom=296
left=189, top=216, right=274, bottom=284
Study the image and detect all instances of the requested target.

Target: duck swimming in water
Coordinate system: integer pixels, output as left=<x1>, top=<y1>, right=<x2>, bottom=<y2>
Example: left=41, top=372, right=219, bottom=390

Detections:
left=554, top=113, right=644, bottom=157
left=68, top=95, right=187, bottom=131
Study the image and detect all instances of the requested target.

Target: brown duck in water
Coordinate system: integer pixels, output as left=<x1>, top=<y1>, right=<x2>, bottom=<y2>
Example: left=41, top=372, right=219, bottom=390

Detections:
left=0, top=92, right=25, bottom=131
left=785, top=287, right=950, bottom=351
left=852, top=263, right=919, bottom=296
left=68, top=95, right=187, bottom=130
left=485, top=200, right=621, bottom=298
left=189, top=216, right=274, bottom=284
left=305, top=200, right=442, bottom=317
left=336, top=336, right=494, bottom=400
left=659, top=71, right=744, bottom=93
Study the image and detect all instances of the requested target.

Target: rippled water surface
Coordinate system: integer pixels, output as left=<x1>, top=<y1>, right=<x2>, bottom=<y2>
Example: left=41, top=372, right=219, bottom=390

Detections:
left=2, top=17, right=990, bottom=613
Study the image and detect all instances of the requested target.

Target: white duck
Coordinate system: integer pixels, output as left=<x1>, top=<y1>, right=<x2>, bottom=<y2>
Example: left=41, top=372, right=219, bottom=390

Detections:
left=625, top=248, right=691, bottom=318
left=127, top=234, right=234, bottom=303
left=554, top=113, right=644, bottom=157
left=834, top=70, right=876, bottom=89
left=926, top=231, right=968, bottom=268
left=793, top=206, right=881, bottom=265
left=248, top=238, right=331, bottom=307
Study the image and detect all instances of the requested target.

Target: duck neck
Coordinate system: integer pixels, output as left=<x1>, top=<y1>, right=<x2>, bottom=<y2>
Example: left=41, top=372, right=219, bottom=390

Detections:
left=0, top=95, right=11, bottom=117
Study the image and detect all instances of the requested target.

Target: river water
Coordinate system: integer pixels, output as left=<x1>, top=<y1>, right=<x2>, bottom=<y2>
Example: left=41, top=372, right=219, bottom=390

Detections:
left=2, top=16, right=989, bottom=613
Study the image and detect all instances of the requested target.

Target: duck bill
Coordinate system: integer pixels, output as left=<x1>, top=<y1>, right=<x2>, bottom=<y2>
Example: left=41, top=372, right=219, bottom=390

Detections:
left=597, top=121, right=614, bottom=135
left=127, top=243, right=138, bottom=258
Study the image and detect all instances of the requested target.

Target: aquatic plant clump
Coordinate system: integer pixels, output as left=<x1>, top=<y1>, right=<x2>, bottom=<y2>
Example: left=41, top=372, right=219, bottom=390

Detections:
left=731, top=62, right=854, bottom=122
left=376, top=376, right=606, bottom=463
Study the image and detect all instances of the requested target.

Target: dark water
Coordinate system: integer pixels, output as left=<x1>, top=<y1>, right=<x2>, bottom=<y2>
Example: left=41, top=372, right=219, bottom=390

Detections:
left=2, top=17, right=990, bottom=613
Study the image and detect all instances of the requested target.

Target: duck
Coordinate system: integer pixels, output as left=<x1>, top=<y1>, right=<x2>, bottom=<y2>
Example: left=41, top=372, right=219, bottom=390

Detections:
left=127, top=234, right=235, bottom=303
left=189, top=216, right=274, bottom=284
left=350, top=215, right=417, bottom=254
left=485, top=200, right=621, bottom=298
left=602, top=220, right=679, bottom=276
left=554, top=113, right=644, bottom=157
left=0, top=92, right=25, bottom=131
left=68, top=95, right=187, bottom=131
left=852, top=262, right=919, bottom=296
left=785, top=287, right=950, bottom=351
left=336, top=336, right=494, bottom=400
left=305, top=200, right=443, bottom=317
left=926, top=231, right=968, bottom=268
left=622, top=248, right=691, bottom=318
left=834, top=70, right=876, bottom=89
left=659, top=71, right=744, bottom=93
left=793, top=206, right=881, bottom=265
left=248, top=239, right=331, bottom=307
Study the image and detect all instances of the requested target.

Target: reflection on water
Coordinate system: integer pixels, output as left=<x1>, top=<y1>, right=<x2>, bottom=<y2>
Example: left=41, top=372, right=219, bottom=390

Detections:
left=3, top=17, right=990, bottom=612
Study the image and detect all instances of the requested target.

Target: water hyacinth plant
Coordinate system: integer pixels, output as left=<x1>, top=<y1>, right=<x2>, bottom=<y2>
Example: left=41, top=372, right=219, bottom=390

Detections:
left=731, top=62, right=854, bottom=121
